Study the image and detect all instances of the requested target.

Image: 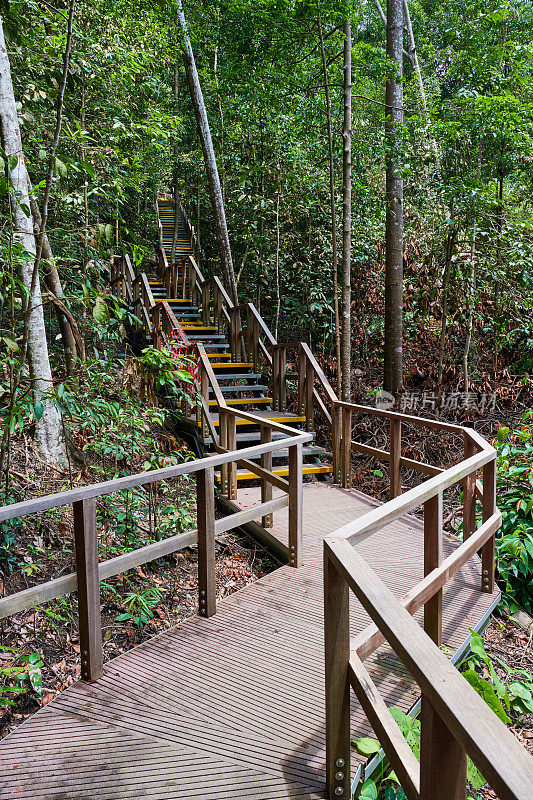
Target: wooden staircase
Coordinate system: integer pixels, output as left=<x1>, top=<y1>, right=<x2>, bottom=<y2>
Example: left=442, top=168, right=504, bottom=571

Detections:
left=152, top=198, right=332, bottom=485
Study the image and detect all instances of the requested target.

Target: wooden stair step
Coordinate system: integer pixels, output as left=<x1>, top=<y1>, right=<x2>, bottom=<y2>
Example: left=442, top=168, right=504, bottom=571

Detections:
left=181, top=325, right=219, bottom=331
left=207, top=415, right=306, bottom=429
left=215, top=465, right=332, bottom=481
left=211, top=362, right=255, bottom=369
left=215, top=372, right=262, bottom=381
left=210, top=384, right=267, bottom=393
left=208, top=397, right=273, bottom=407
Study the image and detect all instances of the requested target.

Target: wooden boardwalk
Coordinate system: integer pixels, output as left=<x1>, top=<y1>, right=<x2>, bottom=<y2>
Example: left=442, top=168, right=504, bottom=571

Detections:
left=0, top=483, right=498, bottom=800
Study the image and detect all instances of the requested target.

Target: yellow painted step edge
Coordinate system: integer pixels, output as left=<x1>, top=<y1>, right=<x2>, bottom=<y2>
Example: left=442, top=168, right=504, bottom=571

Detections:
left=208, top=397, right=273, bottom=407
left=216, top=465, right=332, bottom=480
left=206, top=415, right=306, bottom=429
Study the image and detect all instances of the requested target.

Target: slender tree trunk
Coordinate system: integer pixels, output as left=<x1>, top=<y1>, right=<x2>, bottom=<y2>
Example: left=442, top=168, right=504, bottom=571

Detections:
left=402, top=0, right=427, bottom=112
left=318, top=13, right=341, bottom=393
left=383, top=0, right=404, bottom=394
left=437, top=227, right=457, bottom=386
left=494, top=167, right=504, bottom=371
left=274, top=165, right=281, bottom=339
left=0, top=17, right=66, bottom=464
left=176, top=0, right=238, bottom=305
left=341, top=19, right=352, bottom=402
left=27, top=180, right=78, bottom=375
left=81, top=78, right=89, bottom=268
left=171, top=63, right=180, bottom=263
left=463, top=142, right=481, bottom=392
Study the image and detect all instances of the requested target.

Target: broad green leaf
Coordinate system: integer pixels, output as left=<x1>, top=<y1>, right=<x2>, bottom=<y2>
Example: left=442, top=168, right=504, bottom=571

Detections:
left=352, top=737, right=381, bottom=756
left=462, top=669, right=511, bottom=723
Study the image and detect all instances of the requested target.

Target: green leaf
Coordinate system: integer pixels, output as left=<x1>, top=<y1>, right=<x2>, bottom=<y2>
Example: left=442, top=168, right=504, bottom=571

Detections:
left=2, top=336, right=19, bottom=352
left=509, top=682, right=533, bottom=712
left=54, top=157, right=67, bottom=177
left=93, top=296, right=109, bottom=324
left=33, top=400, right=44, bottom=421
left=358, top=780, right=378, bottom=800
left=462, top=669, right=511, bottom=723
left=467, top=756, right=485, bottom=790
left=352, top=737, right=381, bottom=756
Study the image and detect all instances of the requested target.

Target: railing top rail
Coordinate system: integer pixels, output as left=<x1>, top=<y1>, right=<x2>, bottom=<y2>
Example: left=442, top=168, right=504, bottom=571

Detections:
left=212, top=275, right=234, bottom=309
left=0, top=428, right=310, bottom=524
left=332, top=448, right=494, bottom=545
left=139, top=272, right=156, bottom=310
left=247, top=302, right=277, bottom=346
left=187, top=254, right=204, bottom=284
left=197, top=344, right=226, bottom=408
left=325, top=537, right=533, bottom=800
left=299, top=342, right=337, bottom=404
left=334, top=399, right=483, bottom=438
left=124, top=253, right=136, bottom=282
left=158, top=301, right=192, bottom=348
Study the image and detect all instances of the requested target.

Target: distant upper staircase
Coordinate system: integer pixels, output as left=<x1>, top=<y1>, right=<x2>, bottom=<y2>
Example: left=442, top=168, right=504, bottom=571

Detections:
left=148, top=198, right=332, bottom=487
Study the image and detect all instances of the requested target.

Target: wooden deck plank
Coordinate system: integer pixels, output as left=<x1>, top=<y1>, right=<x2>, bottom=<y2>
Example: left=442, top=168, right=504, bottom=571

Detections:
left=0, top=484, right=498, bottom=799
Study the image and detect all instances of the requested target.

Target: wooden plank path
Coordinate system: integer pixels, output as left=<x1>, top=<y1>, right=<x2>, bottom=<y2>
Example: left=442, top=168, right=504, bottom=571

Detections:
left=0, top=483, right=498, bottom=800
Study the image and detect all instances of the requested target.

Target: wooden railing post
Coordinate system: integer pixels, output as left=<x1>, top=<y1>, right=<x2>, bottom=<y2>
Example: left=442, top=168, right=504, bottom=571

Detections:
left=272, top=345, right=279, bottom=411
left=247, top=308, right=259, bottom=372
left=202, top=281, right=211, bottom=325
left=481, top=457, right=496, bottom=593
left=73, top=498, right=103, bottom=682
left=219, top=408, right=228, bottom=496
left=297, top=345, right=306, bottom=415
left=423, top=491, right=443, bottom=646
left=196, top=466, right=216, bottom=618
left=227, top=413, right=237, bottom=501
left=133, top=278, right=141, bottom=330
left=389, top=418, right=401, bottom=499
left=341, top=406, right=352, bottom=489
left=305, top=363, right=314, bottom=431
left=214, top=282, right=222, bottom=329
left=463, top=432, right=476, bottom=539
left=332, top=403, right=342, bottom=484
left=260, top=425, right=273, bottom=528
left=288, top=443, right=303, bottom=567
left=278, top=346, right=287, bottom=411
left=420, top=695, right=467, bottom=800
left=199, top=362, right=208, bottom=438
left=230, top=307, right=241, bottom=361
left=324, top=547, right=351, bottom=799
left=188, top=257, right=196, bottom=305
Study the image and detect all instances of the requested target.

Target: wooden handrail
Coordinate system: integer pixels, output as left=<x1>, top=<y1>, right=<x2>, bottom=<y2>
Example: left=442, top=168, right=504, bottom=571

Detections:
left=324, top=536, right=533, bottom=800
left=0, top=425, right=311, bottom=524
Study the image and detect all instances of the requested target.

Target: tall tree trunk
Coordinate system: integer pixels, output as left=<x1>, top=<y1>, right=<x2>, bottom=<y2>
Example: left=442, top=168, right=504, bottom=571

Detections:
left=0, top=17, right=66, bottom=464
left=27, top=179, right=78, bottom=375
left=274, top=164, right=281, bottom=339
left=383, top=0, right=404, bottom=394
left=402, top=0, right=427, bottom=112
left=318, top=13, right=341, bottom=393
left=437, top=226, right=457, bottom=386
left=176, top=0, right=238, bottom=305
left=170, top=63, right=180, bottom=263
left=341, top=19, right=352, bottom=402
left=463, top=141, right=481, bottom=392
left=494, top=166, right=504, bottom=372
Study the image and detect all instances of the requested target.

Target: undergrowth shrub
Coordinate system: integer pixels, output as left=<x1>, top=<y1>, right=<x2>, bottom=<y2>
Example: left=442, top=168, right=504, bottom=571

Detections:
left=495, top=411, right=533, bottom=613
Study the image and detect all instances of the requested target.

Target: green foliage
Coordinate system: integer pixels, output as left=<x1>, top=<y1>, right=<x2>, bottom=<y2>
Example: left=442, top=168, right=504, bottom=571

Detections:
left=353, top=704, right=484, bottom=793
left=461, top=628, right=533, bottom=717
left=116, top=586, right=162, bottom=628
left=138, top=346, right=195, bottom=402
left=0, top=649, right=44, bottom=707
left=494, top=412, right=533, bottom=613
